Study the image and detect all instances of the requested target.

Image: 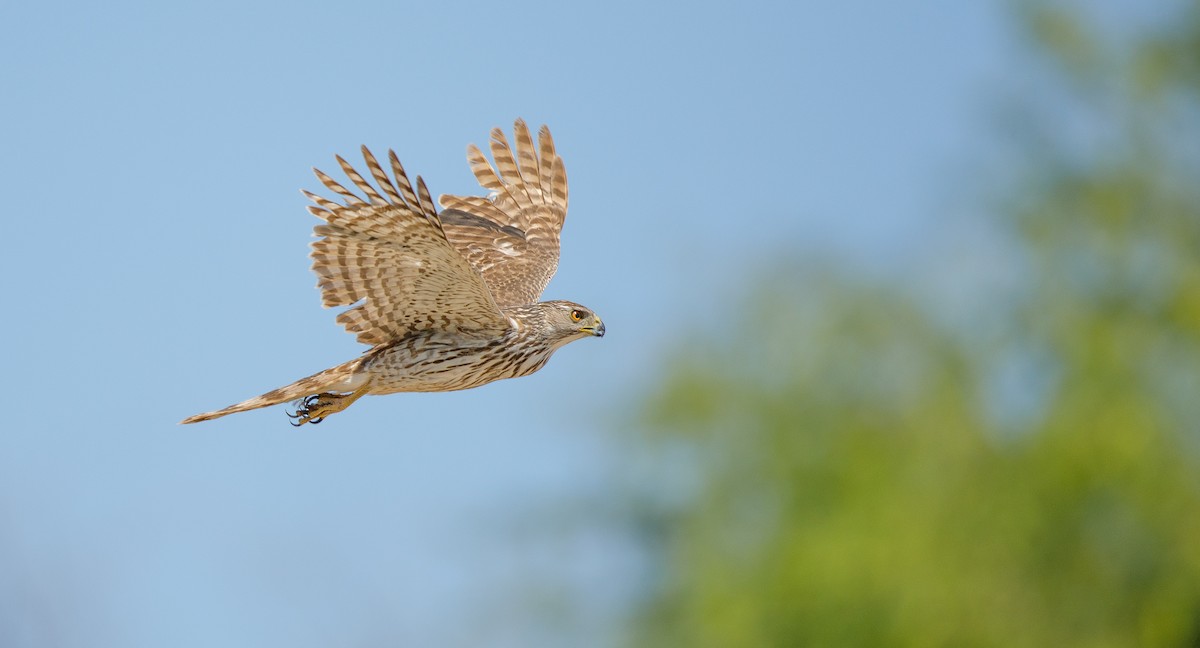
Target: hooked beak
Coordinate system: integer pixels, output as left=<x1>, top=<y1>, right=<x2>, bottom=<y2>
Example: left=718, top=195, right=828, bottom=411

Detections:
left=582, top=317, right=605, bottom=338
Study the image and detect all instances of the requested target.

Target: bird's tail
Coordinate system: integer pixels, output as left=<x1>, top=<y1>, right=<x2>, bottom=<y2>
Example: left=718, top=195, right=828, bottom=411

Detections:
left=180, top=358, right=365, bottom=424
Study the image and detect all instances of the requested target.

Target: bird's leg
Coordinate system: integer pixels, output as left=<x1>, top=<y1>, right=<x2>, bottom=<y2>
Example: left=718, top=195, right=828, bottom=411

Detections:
left=287, top=384, right=370, bottom=426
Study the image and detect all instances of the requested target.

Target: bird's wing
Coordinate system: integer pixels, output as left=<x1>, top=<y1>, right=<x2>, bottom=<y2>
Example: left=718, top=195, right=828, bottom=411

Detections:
left=305, top=147, right=509, bottom=346
left=437, top=119, right=568, bottom=309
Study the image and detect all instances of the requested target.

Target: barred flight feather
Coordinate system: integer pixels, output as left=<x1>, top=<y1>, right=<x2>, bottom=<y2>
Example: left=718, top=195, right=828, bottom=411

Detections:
left=307, top=149, right=507, bottom=345
left=438, top=118, right=570, bottom=309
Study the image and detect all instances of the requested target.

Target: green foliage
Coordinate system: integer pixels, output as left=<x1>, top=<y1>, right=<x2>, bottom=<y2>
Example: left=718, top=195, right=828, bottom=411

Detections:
left=625, top=4, right=1200, bottom=647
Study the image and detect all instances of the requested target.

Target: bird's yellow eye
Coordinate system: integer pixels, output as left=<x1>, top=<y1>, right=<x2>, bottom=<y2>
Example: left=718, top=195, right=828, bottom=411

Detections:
left=570, top=309, right=585, bottom=322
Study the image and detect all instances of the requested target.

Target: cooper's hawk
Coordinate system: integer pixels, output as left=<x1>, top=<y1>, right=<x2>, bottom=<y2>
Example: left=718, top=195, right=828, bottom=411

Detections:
left=182, top=120, right=604, bottom=425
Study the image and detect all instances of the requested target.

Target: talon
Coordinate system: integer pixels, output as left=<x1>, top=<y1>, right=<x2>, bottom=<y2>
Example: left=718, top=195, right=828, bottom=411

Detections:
left=283, top=387, right=369, bottom=426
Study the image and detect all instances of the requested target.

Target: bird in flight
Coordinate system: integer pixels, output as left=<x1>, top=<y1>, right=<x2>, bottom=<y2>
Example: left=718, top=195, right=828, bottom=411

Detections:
left=182, top=120, right=604, bottom=425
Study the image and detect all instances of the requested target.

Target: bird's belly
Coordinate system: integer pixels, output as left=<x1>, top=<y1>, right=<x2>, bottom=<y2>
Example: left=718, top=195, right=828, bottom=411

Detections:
left=361, top=336, right=550, bottom=395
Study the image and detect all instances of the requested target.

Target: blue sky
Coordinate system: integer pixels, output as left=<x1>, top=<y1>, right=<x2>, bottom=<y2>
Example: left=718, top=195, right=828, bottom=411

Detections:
left=0, top=0, right=1040, bottom=645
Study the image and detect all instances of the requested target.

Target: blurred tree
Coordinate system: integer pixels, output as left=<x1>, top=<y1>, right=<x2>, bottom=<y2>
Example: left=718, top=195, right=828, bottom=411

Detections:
left=622, top=3, right=1200, bottom=647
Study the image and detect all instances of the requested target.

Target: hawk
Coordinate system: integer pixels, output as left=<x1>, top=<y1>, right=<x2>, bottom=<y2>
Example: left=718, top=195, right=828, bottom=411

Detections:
left=182, top=120, right=604, bottom=425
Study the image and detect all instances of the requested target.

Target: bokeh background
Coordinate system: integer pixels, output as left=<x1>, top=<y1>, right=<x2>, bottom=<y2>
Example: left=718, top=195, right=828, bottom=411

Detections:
left=3, top=0, right=1199, bottom=646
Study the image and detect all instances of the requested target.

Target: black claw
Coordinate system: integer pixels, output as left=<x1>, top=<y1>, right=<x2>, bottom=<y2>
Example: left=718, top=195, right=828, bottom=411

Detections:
left=285, top=393, right=337, bottom=427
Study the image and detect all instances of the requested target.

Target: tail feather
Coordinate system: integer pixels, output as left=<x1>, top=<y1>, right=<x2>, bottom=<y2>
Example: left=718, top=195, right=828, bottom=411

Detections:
left=180, top=359, right=364, bottom=424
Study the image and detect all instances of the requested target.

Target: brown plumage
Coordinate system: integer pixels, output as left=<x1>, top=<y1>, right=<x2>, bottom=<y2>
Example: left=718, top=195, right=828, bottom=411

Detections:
left=182, top=120, right=603, bottom=425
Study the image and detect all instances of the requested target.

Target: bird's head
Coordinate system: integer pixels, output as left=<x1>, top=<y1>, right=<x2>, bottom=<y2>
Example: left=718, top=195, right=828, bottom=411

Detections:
left=532, top=300, right=605, bottom=345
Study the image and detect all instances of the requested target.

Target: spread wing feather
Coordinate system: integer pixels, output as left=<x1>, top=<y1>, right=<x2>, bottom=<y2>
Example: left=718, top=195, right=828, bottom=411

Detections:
left=306, top=146, right=508, bottom=346
left=438, top=119, right=569, bottom=309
